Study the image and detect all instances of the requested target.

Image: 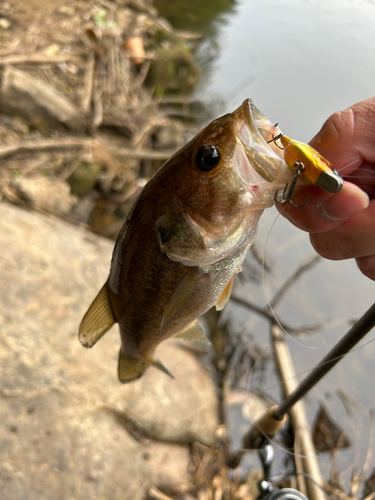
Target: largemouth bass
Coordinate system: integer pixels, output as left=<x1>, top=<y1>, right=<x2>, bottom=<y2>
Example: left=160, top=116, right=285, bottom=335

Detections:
left=78, top=99, right=322, bottom=383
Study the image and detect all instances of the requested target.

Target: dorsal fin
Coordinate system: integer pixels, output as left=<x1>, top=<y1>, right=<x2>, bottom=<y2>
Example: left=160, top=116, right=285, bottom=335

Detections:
left=216, top=275, right=235, bottom=311
left=160, top=267, right=207, bottom=332
left=79, top=282, right=116, bottom=348
left=174, top=320, right=210, bottom=344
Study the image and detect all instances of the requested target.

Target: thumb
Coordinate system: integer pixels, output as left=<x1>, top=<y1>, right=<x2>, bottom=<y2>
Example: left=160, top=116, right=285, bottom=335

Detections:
left=278, top=181, right=369, bottom=234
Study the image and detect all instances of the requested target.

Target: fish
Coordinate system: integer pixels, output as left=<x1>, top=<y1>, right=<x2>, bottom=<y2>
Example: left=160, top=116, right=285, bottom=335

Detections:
left=78, top=99, right=315, bottom=383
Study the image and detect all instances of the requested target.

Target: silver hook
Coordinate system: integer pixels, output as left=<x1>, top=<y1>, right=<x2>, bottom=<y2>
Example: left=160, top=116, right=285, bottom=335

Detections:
left=274, top=162, right=308, bottom=208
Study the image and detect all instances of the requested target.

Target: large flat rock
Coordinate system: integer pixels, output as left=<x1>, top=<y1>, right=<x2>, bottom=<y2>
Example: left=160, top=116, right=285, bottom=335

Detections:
left=0, top=202, right=219, bottom=500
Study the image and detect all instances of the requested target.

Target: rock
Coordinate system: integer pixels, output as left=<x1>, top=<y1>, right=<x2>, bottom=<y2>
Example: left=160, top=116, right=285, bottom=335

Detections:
left=119, top=342, right=219, bottom=446
left=11, top=176, right=78, bottom=215
left=44, top=43, right=61, bottom=57
left=0, top=203, right=219, bottom=499
left=0, top=66, right=81, bottom=132
left=146, top=30, right=199, bottom=95
left=67, top=162, right=101, bottom=198
left=0, top=18, right=11, bottom=30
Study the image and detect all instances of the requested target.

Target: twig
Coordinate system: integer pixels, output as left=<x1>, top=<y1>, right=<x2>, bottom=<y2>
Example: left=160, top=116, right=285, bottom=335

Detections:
left=231, top=295, right=279, bottom=323
left=0, top=137, right=91, bottom=158
left=270, top=253, right=320, bottom=309
left=231, top=295, right=323, bottom=337
left=0, top=137, right=174, bottom=161
left=81, top=51, right=95, bottom=113
left=174, top=29, right=203, bottom=40
left=0, top=53, right=81, bottom=65
left=92, top=92, right=103, bottom=130
left=148, top=486, right=175, bottom=500
left=349, top=409, right=375, bottom=496
left=136, top=58, right=152, bottom=87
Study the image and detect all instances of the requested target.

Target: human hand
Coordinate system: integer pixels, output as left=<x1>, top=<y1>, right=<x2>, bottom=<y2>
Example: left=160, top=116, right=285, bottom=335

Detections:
left=278, top=97, right=375, bottom=280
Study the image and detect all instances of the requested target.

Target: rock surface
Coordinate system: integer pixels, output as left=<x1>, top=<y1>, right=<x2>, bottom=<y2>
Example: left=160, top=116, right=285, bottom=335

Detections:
left=0, top=202, right=219, bottom=500
left=11, top=175, right=78, bottom=215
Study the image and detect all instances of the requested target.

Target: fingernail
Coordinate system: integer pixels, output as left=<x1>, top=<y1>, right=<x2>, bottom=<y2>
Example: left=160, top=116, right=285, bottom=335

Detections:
left=320, top=187, right=369, bottom=221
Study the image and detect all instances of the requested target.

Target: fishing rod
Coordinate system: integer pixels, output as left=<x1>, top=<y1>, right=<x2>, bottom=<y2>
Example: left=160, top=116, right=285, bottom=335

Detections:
left=227, top=302, right=375, bottom=468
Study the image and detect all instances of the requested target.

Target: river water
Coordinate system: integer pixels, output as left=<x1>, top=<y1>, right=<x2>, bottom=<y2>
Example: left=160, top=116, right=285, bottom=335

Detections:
left=156, top=0, right=375, bottom=489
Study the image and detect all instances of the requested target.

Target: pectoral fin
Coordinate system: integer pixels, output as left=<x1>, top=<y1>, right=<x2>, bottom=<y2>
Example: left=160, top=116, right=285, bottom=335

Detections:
left=160, top=267, right=207, bottom=332
left=174, top=319, right=210, bottom=344
left=79, top=282, right=116, bottom=347
left=216, top=275, right=235, bottom=311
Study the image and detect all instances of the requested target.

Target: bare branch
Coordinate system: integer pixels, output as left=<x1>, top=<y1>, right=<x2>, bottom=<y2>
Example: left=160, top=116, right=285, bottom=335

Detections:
left=270, top=253, right=320, bottom=309
left=0, top=53, right=81, bottom=65
left=0, top=137, right=174, bottom=161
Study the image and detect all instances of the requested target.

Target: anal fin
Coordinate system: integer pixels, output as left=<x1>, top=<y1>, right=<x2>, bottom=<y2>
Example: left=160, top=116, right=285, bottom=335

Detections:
left=79, top=282, right=116, bottom=348
left=174, top=320, right=210, bottom=344
left=160, top=267, right=207, bottom=332
left=216, top=275, right=235, bottom=311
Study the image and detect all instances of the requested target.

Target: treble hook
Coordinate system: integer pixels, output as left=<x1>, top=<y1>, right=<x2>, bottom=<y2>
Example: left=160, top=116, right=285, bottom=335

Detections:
left=274, top=162, right=308, bottom=208
left=267, top=131, right=285, bottom=150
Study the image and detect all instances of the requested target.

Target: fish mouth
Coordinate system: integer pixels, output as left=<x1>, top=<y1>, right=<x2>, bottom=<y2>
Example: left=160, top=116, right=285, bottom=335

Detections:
left=231, top=99, right=294, bottom=192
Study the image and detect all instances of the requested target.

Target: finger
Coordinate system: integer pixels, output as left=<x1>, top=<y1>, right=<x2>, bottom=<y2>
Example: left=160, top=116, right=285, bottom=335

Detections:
left=310, top=97, right=375, bottom=169
left=356, top=254, right=375, bottom=281
left=277, top=181, right=369, bottom=234
left=343, top=163, right=375, bottom=198
left=310, top=200, right=375, bottom=260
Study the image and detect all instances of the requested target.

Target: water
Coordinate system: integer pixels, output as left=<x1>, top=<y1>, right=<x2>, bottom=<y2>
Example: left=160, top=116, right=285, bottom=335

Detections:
left=156, top=0, right=375, bottom=489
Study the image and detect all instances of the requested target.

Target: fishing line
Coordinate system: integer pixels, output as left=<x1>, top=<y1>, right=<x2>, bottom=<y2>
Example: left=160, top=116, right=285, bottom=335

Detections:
left=239, top=334, right=375, bottom=462
left=247, top=335, right=375, bottom=400
left=240, top=345, right=307, bottom=460
left=261, top=206, right=325, bottom=350
left=260, top=156, right=375, bottom=348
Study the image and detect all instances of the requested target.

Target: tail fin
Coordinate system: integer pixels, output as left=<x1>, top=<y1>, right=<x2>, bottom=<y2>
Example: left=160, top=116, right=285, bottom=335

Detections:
left=118, top=351, right=149, bottom=383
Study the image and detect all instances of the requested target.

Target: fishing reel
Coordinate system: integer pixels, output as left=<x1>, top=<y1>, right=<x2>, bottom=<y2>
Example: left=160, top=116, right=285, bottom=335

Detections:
left=257, top=441, right=309, bottom=500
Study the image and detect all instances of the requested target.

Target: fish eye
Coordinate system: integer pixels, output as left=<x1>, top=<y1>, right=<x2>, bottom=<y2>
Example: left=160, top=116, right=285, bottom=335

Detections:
left=195, top=145, right=220, bottom=172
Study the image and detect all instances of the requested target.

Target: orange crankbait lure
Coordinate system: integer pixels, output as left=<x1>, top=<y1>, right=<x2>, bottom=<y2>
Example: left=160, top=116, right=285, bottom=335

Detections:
left=270, top=134, right=343, bottom=207
left=281, top=135, right=343, bottom=193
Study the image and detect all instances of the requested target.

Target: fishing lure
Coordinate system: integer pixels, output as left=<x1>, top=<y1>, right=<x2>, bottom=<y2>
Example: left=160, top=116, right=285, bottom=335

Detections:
left=269, top=133, right=344, bottom=207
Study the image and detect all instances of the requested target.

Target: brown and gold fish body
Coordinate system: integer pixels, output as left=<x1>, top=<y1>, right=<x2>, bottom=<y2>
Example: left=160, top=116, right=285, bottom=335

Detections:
left=79, top=99, right=300, bottom=383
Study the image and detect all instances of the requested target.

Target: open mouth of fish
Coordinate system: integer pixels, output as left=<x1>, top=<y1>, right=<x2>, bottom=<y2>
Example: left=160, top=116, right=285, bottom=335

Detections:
left=231, top=99, right=297, bottom=202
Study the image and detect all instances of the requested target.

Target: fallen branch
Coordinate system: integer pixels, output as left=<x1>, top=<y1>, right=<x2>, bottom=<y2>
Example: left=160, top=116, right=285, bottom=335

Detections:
left=0, top=137, right=91, bottom=159
left=271, top=324, right=326, bottom=500
left=0, top=53, right=81, bottom=65
left=230, top=294, right=322, bottom=333
left=0, top=137, right=174, bottom=161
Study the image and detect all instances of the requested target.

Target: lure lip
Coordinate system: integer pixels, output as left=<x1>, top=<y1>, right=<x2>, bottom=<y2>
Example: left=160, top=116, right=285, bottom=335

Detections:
left=315, top=169, right=344, bottom=194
